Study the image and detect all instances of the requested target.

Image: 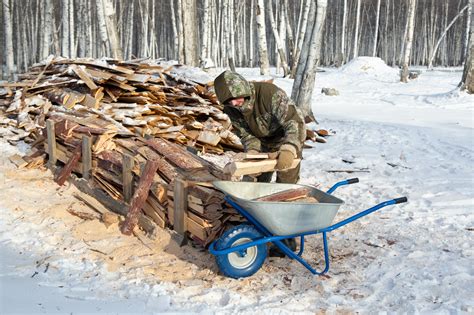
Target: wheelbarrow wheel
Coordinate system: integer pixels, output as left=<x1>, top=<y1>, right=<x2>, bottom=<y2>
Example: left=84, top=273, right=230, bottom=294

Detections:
left=215, top=224, right=267, bottom=279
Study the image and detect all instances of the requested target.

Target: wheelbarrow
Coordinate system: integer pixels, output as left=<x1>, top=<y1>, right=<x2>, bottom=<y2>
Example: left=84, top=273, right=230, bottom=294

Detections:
left=209, top=178, right=407, bottom=279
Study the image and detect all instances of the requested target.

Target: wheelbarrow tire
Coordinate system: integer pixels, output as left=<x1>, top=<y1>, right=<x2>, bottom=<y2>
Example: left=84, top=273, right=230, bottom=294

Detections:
left=215, top=224, right=267, bottom=279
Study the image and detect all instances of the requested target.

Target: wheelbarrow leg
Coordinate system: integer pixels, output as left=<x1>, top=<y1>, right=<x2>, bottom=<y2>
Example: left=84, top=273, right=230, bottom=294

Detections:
left=272, top=232, right=330, bottom=275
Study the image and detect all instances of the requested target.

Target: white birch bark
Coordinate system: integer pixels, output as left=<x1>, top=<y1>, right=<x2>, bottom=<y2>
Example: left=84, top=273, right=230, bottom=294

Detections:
left=170, top=0, right=179, bottom=61
left=126, top=2, right=134, bottom=59
left=102, top=0, right=123, bottom=60
left=228, top=0, right=236, bottom=70
left=249, top=0, right=254, bottom=67
left=61, top=0, right=70, bottom=57
left=401, top=0, right=417, bottom=83
left=267, top=0, right=289, bottom=76
left=428, top=4, right=469, bottom=68
left=353, top=0, right=361, bottom=59
left=372, top=0, right=381, bottom=57
left=256, top=0, right=270, bottom=75
left=69, top=0, right=75, bottom=58
left=2, top=0, right=15, bottom=78
left=182, top=0, right=199, bottom=66
left=176, top=0, right=185, bottom=63
left=41, top=0, right=53, bottom=60
left=77, top=0, right=87, bottom=57
left=291, top=0, right=328, bottom=121
left=463, top=0, right=472, bottom=60
left=292, top=0, right=311, bottom=76
left=340, top=0, right=347, bottom=65
left=460, top=0, right=474, bottom=93
left=200, top=0, right=210, bottom=65
left=96, top=0, right=109, bottom=56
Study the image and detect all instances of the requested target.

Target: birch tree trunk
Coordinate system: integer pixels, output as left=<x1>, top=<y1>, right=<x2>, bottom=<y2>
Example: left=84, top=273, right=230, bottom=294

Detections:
left=2, top=0, right=15, bottom=79
left=291, top=0, right=328, bottom=121
left=69, top=0, right=75, bottom=58
left=353, top=0, right=361, bottom=59
left=292, top=0, right=310, bottom=76
left=428, top=5, right=469, bottom=69
left=175, top=0, right=185, bottom=63
left=463, top=0, right=472, bottom=60
left=61, top=0, right=70, bottom=57
left=96, top=0, right=109, bottom=56
left=169, top=0, right=179, bottom=61
left=41, top=0, right=53, bottom=60
left=181, top=0, right=198, bottom=66
left=339, top=0, right=347, bottom=65
left=267, top=1, right=289, bottom=76
left=200, top=0, right=210, bottom=66
left=460, top=0, right=473, bottom=93
left=102, top=0, right=122, bottom=60
left=372, top=0, right=381, bottom=57
left=256, top=0, right=270, bottom=75
left=401, top=0, right=417, bottom=83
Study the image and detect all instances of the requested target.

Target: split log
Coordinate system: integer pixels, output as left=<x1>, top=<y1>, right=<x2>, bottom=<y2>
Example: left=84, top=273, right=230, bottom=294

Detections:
left=120, top=159, right=160, bottom=235
left=254, top=187, right=312, bottom=202
left=224, top=158, right=301, bottom=176
left=55, top=142, right=82, bottom=186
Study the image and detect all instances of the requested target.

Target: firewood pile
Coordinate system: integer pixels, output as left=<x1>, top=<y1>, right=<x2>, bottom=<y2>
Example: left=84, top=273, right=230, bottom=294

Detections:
left=0, top=56, right=242, bottom=153
left=0, top=57, right=328, bottom=247
left=0, top=57, right=247, bottom=246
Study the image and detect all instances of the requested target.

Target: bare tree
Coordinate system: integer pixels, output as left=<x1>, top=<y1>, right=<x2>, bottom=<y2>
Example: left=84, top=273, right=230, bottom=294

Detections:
left=292, top=0, right=310, bottom=75
left=200, top=0, right=210, bottom=66
left=372, top=0, right=381, bottom=57
left=256, top=0, right=270, bottom=75
left=96, top=0, right=109, bottom=56
left=61, top=0, right=70, bottom=57
left=2, top=0, right=14, bottom=79
left=291, top=0, right=328, bottom=121
left=102, top=0, right=122, bottom=60
left=401, top=0, right=416, bottom=83
left=339, top=0, right=348, bottom=66
left=353, top=0, right=361, bottom=59
left=428, top=4, right=469, bottom=69
left=267, top=1, right=289, bottom=76
left=460, top=0, right=473, bottom=93
left=181, top=0, right=199, bottom=66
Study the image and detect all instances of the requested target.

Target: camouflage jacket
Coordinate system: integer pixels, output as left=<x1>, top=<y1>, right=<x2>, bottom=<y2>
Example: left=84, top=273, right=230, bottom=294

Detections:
left=214, top=71, right=306, bottom=153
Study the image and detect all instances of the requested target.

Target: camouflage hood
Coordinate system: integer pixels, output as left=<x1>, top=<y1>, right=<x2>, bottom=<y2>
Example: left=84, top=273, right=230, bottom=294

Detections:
left=214, top=71, right=254, bottom=114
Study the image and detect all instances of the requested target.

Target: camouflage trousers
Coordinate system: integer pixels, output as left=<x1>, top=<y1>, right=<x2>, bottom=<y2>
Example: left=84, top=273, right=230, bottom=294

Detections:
left=243, top=141, right=302, bottom=184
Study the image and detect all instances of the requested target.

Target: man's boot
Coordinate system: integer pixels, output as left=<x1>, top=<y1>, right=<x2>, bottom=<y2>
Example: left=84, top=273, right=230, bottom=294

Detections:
left=268, top=238, right=297, bottom=257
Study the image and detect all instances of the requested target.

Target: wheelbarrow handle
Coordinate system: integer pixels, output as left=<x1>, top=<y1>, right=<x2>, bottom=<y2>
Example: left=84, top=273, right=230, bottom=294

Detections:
left=324, top=197, right=408, bottom=232
left=394, top=197, right=408, bottom=204
left=326, top=178, right=359, bottom=194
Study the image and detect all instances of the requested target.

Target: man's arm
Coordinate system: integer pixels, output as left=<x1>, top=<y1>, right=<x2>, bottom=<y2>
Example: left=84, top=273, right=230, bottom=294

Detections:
left=224, top=106, right=262, bottom=151
left=271, top=89, right=306, bottom=154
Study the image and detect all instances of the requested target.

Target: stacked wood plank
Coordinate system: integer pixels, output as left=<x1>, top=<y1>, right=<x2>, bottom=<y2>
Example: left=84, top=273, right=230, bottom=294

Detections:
left=0, top=56, right=242, bottom=154
left=0, top=57, right=321, bottom=246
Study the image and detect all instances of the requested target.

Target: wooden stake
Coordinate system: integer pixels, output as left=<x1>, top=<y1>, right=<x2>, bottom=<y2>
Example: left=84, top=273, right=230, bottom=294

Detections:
left=173, top=178, right=188, bottom=236
left=46, top=120, right=57, bottom=168
left=82, top=136, right=92, bottom=180
left=55, top=143, right=82, bottom=186
left=122, top=154, right=134, bottom=203
left=120, top=159, right=160, bottom=235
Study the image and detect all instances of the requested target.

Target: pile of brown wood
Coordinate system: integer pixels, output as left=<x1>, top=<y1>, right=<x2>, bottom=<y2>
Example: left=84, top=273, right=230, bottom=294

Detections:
left=0, top=57, right=247, bottom=245
left=0, top=57, right=325, bottom=247
left=0, top=56, right=242, bottom=154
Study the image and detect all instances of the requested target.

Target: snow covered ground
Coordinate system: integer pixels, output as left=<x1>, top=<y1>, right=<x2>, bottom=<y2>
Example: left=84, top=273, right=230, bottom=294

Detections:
left=1, top=57, right=473, bottom=314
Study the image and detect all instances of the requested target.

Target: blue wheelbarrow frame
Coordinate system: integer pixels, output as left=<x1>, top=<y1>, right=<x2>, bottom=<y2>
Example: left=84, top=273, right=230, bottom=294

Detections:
left=209, top=178, right=407, bottom=277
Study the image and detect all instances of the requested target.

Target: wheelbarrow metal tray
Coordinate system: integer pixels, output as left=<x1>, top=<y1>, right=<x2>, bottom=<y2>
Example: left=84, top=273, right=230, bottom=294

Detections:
left=213, top=181, right=344, bottom=235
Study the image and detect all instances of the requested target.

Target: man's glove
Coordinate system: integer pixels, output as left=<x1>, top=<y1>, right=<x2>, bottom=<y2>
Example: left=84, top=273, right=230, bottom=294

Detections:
left=275, top=145, right=297, bottom=170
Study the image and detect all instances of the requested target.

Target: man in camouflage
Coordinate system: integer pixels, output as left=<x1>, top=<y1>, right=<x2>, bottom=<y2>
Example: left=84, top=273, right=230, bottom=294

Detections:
left=214, top=70, right=306, bottom=184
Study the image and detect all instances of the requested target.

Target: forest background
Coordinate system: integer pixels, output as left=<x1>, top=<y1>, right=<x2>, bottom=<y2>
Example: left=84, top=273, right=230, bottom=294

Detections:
left=1, top=0, right=471, bottom=78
